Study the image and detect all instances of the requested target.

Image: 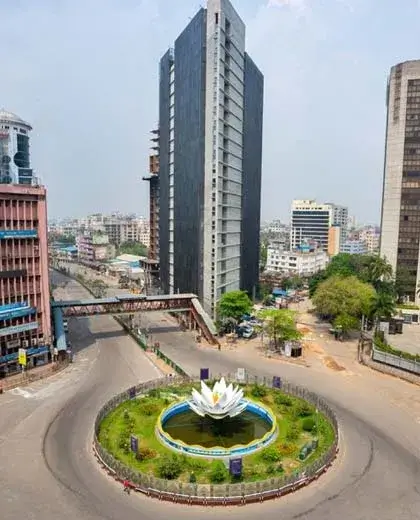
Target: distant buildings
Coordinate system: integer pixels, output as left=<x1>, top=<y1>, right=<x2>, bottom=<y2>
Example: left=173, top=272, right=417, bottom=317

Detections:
left=50, top=214, right=150, bottom=248
left=290, top=200, right=348, bottom=253
left=358, top=226, right=380, bottom=253
left=266, top=245, right=328, bottom=276
left=380, top=60, right=420, bottom=301
left=0, top=112, right=51, bottom=376
left=76, top=233, right=116, bottom=263
left=157, top=0, right=263, bottom=317
left=340, top=239, right=368, bottom=255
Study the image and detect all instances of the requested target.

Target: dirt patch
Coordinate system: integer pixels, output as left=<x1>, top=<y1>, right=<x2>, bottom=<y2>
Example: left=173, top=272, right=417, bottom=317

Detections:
left=304, top=341, right=326, bottom=356
left=323, top=356, right=346, bottom=372
left=297, top=325, right=311, bottom=335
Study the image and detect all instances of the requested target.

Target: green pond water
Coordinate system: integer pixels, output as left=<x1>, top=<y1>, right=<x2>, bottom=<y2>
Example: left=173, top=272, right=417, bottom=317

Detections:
left=162, top=409, right=271, bottom=448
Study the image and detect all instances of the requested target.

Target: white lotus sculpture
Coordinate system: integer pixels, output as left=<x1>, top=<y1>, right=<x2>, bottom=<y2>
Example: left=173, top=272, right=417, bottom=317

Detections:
left=188, top=377, right=247, bottom=420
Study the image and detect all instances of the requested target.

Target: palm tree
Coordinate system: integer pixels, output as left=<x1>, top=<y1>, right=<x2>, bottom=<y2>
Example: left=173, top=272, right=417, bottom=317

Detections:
left=370, top=291, right=396, bottom=328
left=365, top=256, right=393, bottom=290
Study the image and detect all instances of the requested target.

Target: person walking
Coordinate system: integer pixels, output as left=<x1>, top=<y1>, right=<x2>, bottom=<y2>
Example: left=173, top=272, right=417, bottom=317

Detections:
left=123, top=479, right=131, bottom=494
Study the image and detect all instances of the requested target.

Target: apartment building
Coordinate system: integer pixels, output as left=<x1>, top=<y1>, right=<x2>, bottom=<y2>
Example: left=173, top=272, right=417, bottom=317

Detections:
left=0, top=111, right=51, bottom=376
left=266, top=245, right=329, bottom=276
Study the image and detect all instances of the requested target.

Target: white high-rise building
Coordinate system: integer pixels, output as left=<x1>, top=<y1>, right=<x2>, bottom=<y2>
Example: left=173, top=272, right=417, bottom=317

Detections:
left=0, top=110, right=34, bottom=185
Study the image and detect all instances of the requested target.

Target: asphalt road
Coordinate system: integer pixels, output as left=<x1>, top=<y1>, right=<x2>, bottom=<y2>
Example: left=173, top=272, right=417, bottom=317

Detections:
left=1, top=272, right=420, bottom=519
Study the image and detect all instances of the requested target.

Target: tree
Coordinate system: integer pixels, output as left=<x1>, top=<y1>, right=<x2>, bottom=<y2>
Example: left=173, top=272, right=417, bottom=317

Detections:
left=257, top=308, right=302, bottom=349
left=361, top=255, right=393, bottom=290
left=260, top=240, right=268, bottom=272
left=312, top=275, right=376, bottom=320
left=333, top=314, right=360, bottom=335
left=218, top=290, right=252, bottom=321
left=118, top=241, right=148, bottom=257
left=370, top=290, right=396, bottom=321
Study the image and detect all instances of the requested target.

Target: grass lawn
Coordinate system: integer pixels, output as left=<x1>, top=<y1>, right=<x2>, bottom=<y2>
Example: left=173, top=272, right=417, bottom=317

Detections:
left=98, top=382, right=336, bottom=485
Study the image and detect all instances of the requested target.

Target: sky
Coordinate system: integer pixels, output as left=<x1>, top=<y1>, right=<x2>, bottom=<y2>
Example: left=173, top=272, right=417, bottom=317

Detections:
left=2, top=0, right=420, bottom=225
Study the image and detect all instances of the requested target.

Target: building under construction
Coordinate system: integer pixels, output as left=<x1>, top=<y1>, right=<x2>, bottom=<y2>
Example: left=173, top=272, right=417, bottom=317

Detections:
left=142, top=128, right=160, bottom=293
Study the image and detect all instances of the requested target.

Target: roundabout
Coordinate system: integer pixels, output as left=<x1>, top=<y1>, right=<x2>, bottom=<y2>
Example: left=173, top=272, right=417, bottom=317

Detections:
left=2, top=273, right=420, bottom=520
left=94, top=375, right=338, bottom=503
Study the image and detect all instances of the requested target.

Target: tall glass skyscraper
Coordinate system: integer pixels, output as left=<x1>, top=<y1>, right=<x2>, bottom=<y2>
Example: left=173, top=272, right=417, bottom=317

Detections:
left=158, top=0, right=264, bottom=317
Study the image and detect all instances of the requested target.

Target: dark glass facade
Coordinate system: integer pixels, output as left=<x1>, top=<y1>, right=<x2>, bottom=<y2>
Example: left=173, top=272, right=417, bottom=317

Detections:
left=173, top=9, right=207, bottom=298
left=158, top=50, right=173, bottom=293
left=396, top=78, right=420, bottom=298
left=241, top=53, right=264, bottom=296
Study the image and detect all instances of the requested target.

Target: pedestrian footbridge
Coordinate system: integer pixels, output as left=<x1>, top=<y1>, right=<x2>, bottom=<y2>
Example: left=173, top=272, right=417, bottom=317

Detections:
left=52, top=293, right=218, bottom=346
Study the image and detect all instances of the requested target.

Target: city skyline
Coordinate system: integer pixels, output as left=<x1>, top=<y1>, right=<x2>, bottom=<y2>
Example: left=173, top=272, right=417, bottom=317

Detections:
left=2, top=0, right=417, bottom=223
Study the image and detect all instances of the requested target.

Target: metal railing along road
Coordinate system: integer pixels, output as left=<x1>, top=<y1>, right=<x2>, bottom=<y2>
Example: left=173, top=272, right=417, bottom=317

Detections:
left=372, top=346, right=420, bottom=375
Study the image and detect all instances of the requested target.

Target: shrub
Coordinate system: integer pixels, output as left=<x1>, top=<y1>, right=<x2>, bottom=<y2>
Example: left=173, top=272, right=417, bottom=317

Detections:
left=277, top=442, right=297, bottom=456
left=147, top=389, right=161, bottom=398
left=209, top=461, right=229, bottom=483
left=187, top=458, right=207, bottom=472
left=156, top=454, right=184, bottom=480
left=123, top=409, right=130, bottom=421
left=189, top=472, right=197, bottom=484
left=287, top=423, right=300, bottom=441
left=302, top=417, right=316, bottom=432
left=294, top=402, right=313, bottom=418
left=274, top=393, right=293, bottom=407
left=138, top=402, right=159, bottom=416
left=260, top=445, right=281, bottom=463
left=135, top=446, right=157, bottom=461
left=251, top=384, right=267, bottom=398
left=266, top=464, right=276, bottom=475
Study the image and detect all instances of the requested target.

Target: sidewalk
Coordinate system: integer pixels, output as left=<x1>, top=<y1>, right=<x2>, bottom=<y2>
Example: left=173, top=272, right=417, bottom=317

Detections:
left=0, top=361, right=69, bottom=392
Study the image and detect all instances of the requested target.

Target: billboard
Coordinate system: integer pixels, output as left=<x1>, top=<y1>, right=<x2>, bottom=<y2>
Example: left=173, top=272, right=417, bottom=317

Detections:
left=0, top=321, right=38, bottom=337
left=0, top=229, right=38, bottom=239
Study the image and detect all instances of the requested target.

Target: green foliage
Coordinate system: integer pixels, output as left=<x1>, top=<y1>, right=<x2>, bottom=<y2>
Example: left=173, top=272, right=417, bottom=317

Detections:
left=370, top=290, right=396, bottom=320
left=147, top=389, right=161, bottom=398
left=312, top=275, right=376, bottom=319
left=209, top=461, right=229, bottom=483
left=250, top=384, right=267, bottom=398
left=119, top=241, right=148, bottom=257
left=260, top=445, right=282, bottom=463
left=396, top=266, right=416, bottom=300
left=257, top=308, right=302, bottom=347
left=287, top=423, right=301, bottom=441
left=138, top=402, right=159, bottom=416
left=274, top=393, right=293, bottom=407
left=135, top=446, right=157, bottom=461
left=218, top=290, right=252, bottom=320
left=156, top=454, right=184, bottom=480
left=302, top=417, right=316, bottom=432
left=294, top=402, right=313, bottom=418
left=333, top=313, right=360, bottom=333
left=189, top=472, right=197, bottom=484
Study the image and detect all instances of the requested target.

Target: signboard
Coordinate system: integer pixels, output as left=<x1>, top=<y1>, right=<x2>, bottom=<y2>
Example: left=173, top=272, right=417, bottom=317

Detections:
left=0, top=307, right=35, bottom=322
left=18, top=348, right=27, bottom=366
left=130, top=435, right=138, bottom=453
left=200, top=368, right=209, bottom=381
left=7, top=339, right=20, bottom=349
left=128, top=386, right=136, bottom=399
left=272, top=376, right=282, bottom=389
left=236, top=368, right=246, bottom=382
left=229, top=458, right=243, bottom=477
left=0, top=229, right=38, bottom=239
left=0, top=302, right=28, bottom=313
left=0, top=321, right=38, bottom=337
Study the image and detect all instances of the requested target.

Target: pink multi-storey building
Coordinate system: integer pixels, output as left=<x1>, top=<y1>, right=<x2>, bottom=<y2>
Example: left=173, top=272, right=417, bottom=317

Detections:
left=0, top=111, right=51, bottom=377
